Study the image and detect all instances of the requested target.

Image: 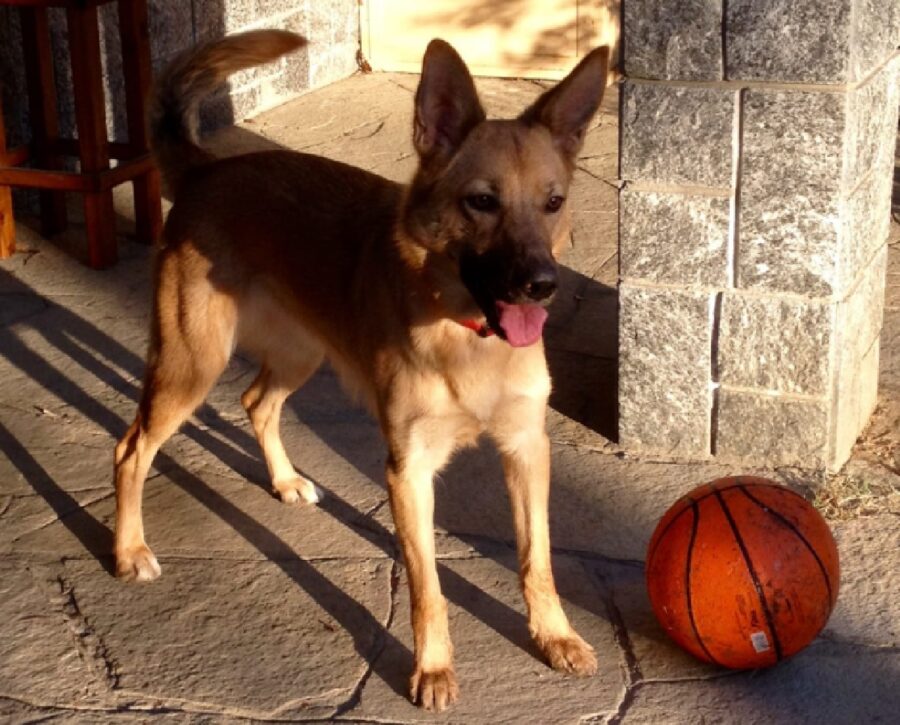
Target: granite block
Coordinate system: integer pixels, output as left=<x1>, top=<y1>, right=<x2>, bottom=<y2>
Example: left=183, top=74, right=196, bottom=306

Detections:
left=283, top=0, right=357, bottom=89
left=199, top=84, right=261, bottom=131
left=843, top=62, right=896, bottom=191
left=725, top=0, right=852, bottom=82
left=715, top=389, right=829, bottom=467
left=850, top=0, right=900, bottom=80
left=832, top=337, right=880, bottom=467
left=620, top=189, right=729, bottom=286
left=840, top=162, right=894, bottom=295
left=837, top=245, right=888, bottom=367
left=274, top=33, right=312, bottom=94
left=619, top=285, right=713, bottom=456
left=622, top=0, right=723, bottom=80
left=194, top=0, right=252, bottom=41
left=738, top=89, right=846, bottom=296
left=620, top=82, right=735, bottom=187
left=309, top=45, right=358, bottom=89
left=0, top=7, right=29, bottom=148
left=717, top=294, right=832, bottom=396
left=149, top=0, right=195, bottom=63
left=229, top=60, right=285, bottom=94
left=831, top=234, right=890, bottom=468
left=48, top=8, right=75, bottom=140
left=307, top=0, right=357, bottom=46
left=257, top=0, right=310, bottom=16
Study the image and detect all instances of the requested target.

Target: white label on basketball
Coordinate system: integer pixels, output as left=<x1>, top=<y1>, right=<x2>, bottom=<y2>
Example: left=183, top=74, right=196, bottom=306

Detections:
left=750, top=631, right=770, bottom=653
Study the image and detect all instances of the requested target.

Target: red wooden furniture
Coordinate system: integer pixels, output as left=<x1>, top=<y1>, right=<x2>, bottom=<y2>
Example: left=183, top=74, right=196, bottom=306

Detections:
left=0, top=0, right=162, bottom=268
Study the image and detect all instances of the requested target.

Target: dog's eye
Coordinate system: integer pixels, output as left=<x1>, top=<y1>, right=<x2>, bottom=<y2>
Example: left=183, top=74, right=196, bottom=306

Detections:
left=465, top=194, right=500, bottom=213
left=545, top=195, right=565, bottom=213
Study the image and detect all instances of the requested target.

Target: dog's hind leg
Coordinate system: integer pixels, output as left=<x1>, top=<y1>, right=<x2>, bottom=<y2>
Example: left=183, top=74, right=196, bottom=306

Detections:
left=241, top=348, right=324, bottom=504
left=115, top=269, right=236, bottom=582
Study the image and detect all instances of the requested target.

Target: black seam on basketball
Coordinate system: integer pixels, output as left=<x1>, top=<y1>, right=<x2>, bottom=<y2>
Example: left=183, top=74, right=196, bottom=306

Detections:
left=685, top=500, right=721, bottom=666
left=647, top=504, right=692, bottom=565
left=680, top=481, right=802, bottom=516
left=742, top=481, right=813, bottom=506
left=738, top=485, right=834, bottom=603
left=650, top=482, right=746, bottom=563
left=714, top=490, right=784, bottom=662
left=685, top=481, right=746, bottom=506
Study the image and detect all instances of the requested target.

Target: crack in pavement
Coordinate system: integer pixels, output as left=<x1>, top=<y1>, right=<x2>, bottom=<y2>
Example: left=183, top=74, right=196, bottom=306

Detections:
left=35, top=568, right=120, bottom=693
left=550, top=437, right=621, bottom=457
left=331, top=558, right=402, bottom=719
left=592, top=567, right=642, bottom=725
left=10, top=490, right=116, bottom=543
left=361, top=497, right=390, bottom=521
left=575, top=164, right=621, bottom=190
left=343, top=119, right=387, bottom=140
left=386, top=78, right=415, bottom=95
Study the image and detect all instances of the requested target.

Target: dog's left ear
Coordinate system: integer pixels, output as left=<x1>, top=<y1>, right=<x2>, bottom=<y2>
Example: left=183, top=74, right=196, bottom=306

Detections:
left=519, top=46, right=610, bottom=160
left=414, top=39, right=486, bottom=169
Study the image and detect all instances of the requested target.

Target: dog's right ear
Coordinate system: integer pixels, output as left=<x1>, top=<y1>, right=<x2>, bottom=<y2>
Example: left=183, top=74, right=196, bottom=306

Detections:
left=519, top=46, right=609, bottom=161
left=413, top=39, right=486, bottom=169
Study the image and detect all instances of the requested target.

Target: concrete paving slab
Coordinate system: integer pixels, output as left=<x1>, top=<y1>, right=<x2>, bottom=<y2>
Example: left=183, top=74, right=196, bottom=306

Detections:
left=346, top=555, right=625, bottom=724
left=826, top=514, right=900, bottom=647
left=613, top=641, right=899, bottom=725
left=51, top=557, right=390, bottom=718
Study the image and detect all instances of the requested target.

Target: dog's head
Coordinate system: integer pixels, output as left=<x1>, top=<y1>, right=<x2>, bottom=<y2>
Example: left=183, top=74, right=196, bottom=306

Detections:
left=402, top=40, right=609, bottom=347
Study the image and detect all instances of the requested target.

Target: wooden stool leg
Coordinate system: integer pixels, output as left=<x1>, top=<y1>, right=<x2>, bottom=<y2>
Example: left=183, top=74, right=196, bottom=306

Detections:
left=118, top=0, right=162, bottom=245
left=0, top=95, right=14, bottom=258
left=0, top=184, right=13, bottom=258
left=21, top=5, right=67, bottom=237
left=67, top=4, right=117, bottom=268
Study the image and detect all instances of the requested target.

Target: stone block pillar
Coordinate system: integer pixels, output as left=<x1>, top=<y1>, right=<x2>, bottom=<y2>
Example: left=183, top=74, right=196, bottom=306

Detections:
left=618, top=0, right=900, bottom=470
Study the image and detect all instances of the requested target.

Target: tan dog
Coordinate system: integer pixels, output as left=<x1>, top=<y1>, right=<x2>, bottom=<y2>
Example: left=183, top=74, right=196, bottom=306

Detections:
left=114, top=30, right=609, bottom=711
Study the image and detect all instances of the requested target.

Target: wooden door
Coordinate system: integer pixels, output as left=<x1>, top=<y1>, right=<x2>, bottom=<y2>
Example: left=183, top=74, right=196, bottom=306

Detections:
left=361, top=0, right=619, bottom=79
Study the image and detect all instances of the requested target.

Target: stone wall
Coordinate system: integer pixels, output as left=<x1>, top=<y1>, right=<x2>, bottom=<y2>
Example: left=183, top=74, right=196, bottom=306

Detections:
left=0, top=0, right=359, bottom=155
left=619, top=0, right=900, bottom=470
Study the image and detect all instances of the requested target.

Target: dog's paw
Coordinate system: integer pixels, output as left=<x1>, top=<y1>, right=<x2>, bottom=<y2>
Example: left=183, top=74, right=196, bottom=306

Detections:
left=537, top=631, right=597, bottom=676
left=410, top=667, right=459, bottom=712
left=273, top=476, right=323, bottom=505
left=115, top=544, right=162, bottom=582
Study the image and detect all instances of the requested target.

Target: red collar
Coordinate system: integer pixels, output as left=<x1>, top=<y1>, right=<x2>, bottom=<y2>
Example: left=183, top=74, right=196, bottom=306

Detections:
left=457, top=318, right=495, bottom=337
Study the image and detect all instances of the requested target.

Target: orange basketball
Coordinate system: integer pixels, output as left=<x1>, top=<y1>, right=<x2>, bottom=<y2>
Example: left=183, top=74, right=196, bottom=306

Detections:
left=646, top=476, right=839, bottom=669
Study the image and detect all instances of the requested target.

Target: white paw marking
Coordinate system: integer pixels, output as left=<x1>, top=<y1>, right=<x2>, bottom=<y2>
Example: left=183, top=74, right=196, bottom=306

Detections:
left=274, top=476, right=323, bottom=505
left=117, top=545, right=162, bottom=582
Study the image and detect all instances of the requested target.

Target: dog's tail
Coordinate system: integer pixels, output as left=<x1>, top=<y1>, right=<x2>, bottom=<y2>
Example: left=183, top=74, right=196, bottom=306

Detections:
left=149, top=30, right=306, bottom=193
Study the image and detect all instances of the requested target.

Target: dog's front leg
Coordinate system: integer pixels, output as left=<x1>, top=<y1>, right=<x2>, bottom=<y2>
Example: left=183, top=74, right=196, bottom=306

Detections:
left=494, top=416, right=597, bottom=676
left=385, top=442, right=458, bottom=711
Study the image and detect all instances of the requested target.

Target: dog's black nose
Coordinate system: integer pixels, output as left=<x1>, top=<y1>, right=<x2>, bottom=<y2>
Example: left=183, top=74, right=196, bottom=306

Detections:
left=524, top=268, right=558, bottom=301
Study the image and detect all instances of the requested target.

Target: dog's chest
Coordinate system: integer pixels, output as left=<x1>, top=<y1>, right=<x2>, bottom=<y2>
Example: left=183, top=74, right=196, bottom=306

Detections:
left=436, top=338, right=551, bottom=425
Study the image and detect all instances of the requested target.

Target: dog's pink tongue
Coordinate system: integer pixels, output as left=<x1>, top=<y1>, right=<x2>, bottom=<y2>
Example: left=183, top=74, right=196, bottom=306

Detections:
left=496, top=302, right=548, bottom=347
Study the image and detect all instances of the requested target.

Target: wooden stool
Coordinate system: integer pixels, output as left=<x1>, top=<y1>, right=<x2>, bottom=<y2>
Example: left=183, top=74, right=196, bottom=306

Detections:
left=0, top=0, right=162, bottom=268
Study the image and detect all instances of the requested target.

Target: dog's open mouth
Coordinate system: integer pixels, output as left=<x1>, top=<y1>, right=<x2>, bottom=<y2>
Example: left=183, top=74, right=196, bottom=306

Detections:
left=459, top=247, right=554, bottom=347
left=493, top=301, right=548, bottom=347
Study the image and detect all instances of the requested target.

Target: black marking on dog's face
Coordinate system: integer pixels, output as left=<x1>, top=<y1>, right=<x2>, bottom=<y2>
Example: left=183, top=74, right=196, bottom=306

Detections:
left=458, top=239, right=559, bottom=339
